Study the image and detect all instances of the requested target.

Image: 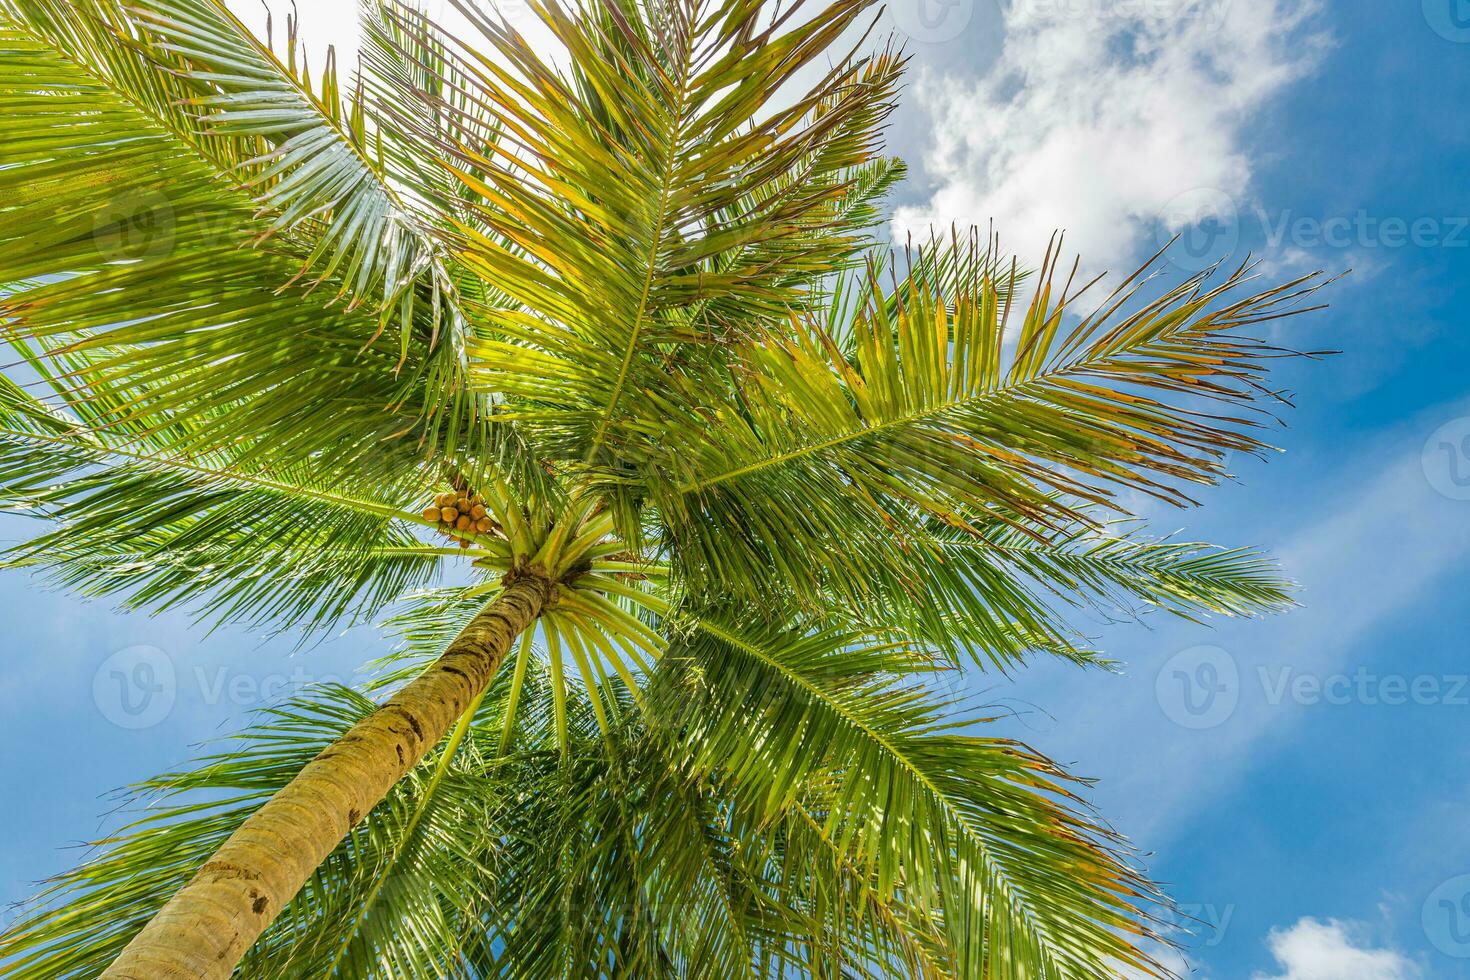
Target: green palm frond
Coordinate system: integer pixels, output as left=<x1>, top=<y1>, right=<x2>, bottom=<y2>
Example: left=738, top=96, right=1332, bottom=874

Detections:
left=0, top=687, right=518, bottom=979
left=0, top=375, right=446, bottom=635
left=850, top=508, right=1296, bottom=669
left=651, top=612, right=1172, bottom=979
left=87, top=0, right=462, bottom=342
left=0, top=1, right=496, bottom=477
left=700, top=247, right=1325, bottom=512
left=656, top=239, right=1327, bottom=613
left=0, top=673, right=982, bottom=980
left=357, top=2, right=505, bottom=240
left=938, top=512, right=1296, bottom=621
left=0, top=690, right=384, bottom=979
left=391, top=0, right=899, bottom=467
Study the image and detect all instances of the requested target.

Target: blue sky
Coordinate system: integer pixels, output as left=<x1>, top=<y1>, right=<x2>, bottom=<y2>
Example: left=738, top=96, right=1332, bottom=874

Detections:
left=882, top=0, right=1470, bottom=976
left=3, top=1, right=1469, bottom=977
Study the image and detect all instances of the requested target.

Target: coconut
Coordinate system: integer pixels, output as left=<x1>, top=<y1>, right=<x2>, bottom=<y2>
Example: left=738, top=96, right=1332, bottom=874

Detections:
left=441, top=506, right=459, bottom=523
left=475, top=516, right=494, bottom=533
left=423, top=506, right=442, bottom=522
left=470, top=503, right=487, bottom=519
left=455, top=515, right=472, bottom=531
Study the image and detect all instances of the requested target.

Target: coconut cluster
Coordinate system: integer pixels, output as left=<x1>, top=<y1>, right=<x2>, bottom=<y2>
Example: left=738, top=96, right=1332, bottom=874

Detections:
left=423, top=492, right=497, bottom=549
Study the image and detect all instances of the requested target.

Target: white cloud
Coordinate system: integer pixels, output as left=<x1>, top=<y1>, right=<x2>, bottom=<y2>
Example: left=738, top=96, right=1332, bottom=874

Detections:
left=1253, top=918, right=1417, bottom=980
left=894, top=0, right=1331, bottom=271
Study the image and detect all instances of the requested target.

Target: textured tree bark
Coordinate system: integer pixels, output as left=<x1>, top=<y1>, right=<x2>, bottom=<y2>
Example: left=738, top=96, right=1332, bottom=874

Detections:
left=100, top=571, right=555, bottom=980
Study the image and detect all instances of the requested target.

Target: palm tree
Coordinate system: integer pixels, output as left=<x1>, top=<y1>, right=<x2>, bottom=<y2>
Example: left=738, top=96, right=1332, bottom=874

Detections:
left=0, top=0, right=1329, bottom=975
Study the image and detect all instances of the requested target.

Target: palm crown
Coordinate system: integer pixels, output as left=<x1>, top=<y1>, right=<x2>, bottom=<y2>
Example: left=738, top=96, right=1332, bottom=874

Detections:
left=0, top=0, right=1328, bottom=976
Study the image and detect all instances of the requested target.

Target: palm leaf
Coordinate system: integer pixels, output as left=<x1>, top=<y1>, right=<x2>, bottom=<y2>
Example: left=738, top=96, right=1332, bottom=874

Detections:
left=385, top=0, right=899, bottom=468
left=0, top=2, right=495, bottom=478
left=657, top=240, right=1328, bottom=617
left=651, top=611, right=1174, bottom=979
left=0, top=374, right=446, bottom=636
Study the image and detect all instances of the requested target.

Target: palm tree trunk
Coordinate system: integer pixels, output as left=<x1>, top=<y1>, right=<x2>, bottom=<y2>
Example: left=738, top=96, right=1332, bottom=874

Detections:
left=100, top=570, right=555, bottom=979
